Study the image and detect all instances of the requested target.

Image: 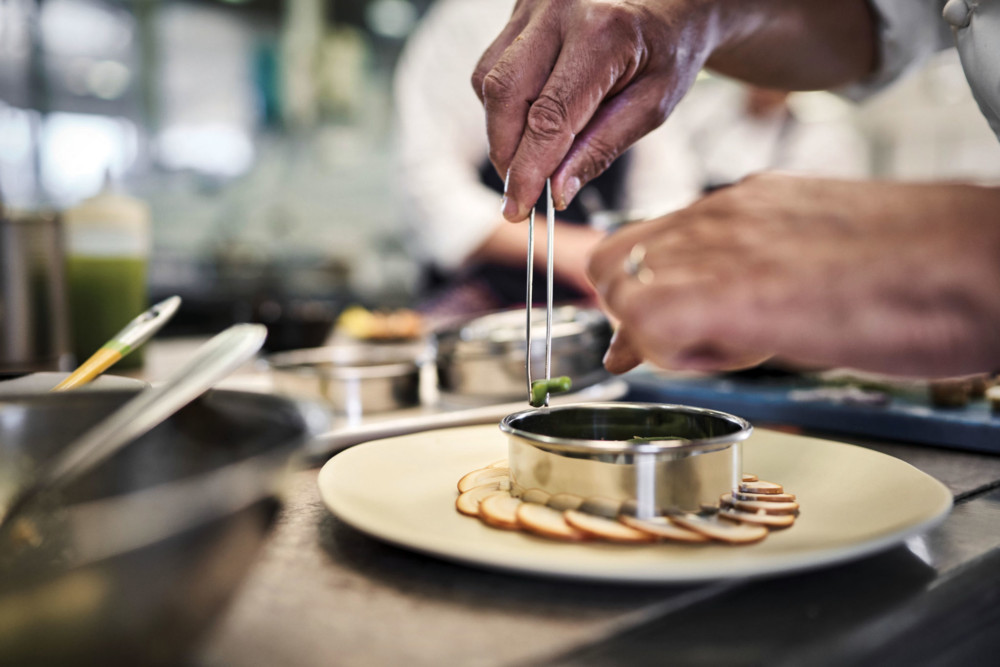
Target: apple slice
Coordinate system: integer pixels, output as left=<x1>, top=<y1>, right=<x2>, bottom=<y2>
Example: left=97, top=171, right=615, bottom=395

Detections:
left=479, top=494, right=522, bottom=530
left=517, top=503, right=587, bottom=541
left=739, top=480, right=784, bottom=495
left=668, top=512, right=769, bottom=544
left=458, top=467, right=509, bottom=492
left=564, top=510, right=656, bottom=543
left=619, top=515, right=710, bottom=543
left=720, top=493, right=799, bottom=515
left=719, top=508, right=796, bottom=528
left=455, top=482, right=506, bottom=517
left=731, top=490, right=797, bottom=503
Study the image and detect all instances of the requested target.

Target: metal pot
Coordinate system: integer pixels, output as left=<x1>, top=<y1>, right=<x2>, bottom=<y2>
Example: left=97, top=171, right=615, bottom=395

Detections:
left=268, top=342, right=425, bottom=418
left=435, top=306, right=612, bottom=401
left=0, top=388, right=326, bottom=665
left=499, top=403, right=752, bottom=516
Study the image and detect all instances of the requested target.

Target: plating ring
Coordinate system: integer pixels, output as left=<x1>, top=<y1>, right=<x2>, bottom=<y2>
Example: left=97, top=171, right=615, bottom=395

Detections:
left=623, top=243, right=654, bottom=284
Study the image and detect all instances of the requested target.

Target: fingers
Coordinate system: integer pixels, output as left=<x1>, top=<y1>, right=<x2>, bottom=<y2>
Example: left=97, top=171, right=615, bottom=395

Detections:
left=483, top=20, right=652, bottom=221
left=603, top=327, right=644, bottom=374
left=550, top=78, right=675, bottom=211
left=477, top=24, right=563, bottom=207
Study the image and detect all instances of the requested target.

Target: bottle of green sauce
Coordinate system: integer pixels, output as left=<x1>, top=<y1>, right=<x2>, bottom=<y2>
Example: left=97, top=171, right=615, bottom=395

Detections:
left=62, top=175, right=150, bottom=370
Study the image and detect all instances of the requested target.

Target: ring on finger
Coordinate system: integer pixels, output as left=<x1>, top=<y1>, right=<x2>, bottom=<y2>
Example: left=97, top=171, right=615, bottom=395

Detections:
left=623, top=243, right=655, bottom=285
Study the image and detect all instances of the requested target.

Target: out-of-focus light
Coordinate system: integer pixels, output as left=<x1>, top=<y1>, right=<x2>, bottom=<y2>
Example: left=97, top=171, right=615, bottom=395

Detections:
left=157, top=124, right=254, bottom=178
left=0, top=0, right=32, bottom=58
left=365, top=0, right=417, bottom=39
left=0, top=105, right=33, bottom=165
left=86, top=60, right=131, bottom=100
left=40, top=0, right=132, bottom=57
left=41, top=112, right=138, bottom=204
left=65, top=58, right=93, bottom=96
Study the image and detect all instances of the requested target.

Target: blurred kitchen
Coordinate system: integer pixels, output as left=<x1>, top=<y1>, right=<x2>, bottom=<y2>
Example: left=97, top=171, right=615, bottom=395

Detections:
left=3, top=0, right=1000, bottom=355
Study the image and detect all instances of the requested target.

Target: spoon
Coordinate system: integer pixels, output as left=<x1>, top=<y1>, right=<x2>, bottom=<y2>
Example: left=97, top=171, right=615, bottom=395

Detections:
left=0, top=323, right=268, bottom=537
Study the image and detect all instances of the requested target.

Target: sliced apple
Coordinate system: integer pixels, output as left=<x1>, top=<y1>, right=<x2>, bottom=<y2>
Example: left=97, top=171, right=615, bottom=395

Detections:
left=619, top=514, right=710, bottom=543
left=564, top=510, right=656, bottom=543
left=479, top=493, right=522, bottom=530
left=455, top=482, right=506, bottom=517
left=739, top=480, right=784, bottom=495
left=718, top=508, right=796, bottom=528
left=517, top=503, right=587, bottom=541
left=720, top=493, right=799, bottom=515
left=458, top=467, right=509, bottom=492
left=668, top=512, right=769, bottom=544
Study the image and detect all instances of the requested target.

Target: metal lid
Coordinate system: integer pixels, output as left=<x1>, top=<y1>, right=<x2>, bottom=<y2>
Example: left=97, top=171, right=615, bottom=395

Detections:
left=435, top=306, right=610, bottom=359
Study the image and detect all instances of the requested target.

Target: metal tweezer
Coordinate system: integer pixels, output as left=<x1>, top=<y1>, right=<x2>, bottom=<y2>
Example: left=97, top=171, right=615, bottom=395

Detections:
left=526, top=179, right=555, bottom=407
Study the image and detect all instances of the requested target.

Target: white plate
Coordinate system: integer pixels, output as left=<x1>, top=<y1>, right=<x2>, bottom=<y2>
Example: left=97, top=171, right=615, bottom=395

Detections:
left=318, top=425, right=952, bottom=582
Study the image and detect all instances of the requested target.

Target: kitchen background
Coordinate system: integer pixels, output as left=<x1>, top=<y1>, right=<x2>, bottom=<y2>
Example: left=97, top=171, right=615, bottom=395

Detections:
left=3, top=0, right=1000, bottom=338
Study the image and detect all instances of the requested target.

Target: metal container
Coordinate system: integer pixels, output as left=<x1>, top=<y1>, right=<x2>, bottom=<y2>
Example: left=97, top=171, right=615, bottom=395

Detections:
left=435, top=306, right=612, bottom=401
left=500, top=403, right=752, bottom=516
left=0, top=388, right=326, bottom=665
left=269, top=343, right=424, bottom=418
left=0, top=208, right=71, bottom=373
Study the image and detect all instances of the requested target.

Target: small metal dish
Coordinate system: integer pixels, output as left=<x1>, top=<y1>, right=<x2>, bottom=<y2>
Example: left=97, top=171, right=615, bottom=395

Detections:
left=499, top=403, right=752, bottom=516
left=268, top=343, right=426, bottom=418
left=435, top=306, right=612, bottom=401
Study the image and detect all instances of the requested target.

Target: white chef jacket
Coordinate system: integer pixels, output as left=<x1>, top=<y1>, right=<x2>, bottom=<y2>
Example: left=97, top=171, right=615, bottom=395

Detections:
left=847, top=0, right=1000, bottom=139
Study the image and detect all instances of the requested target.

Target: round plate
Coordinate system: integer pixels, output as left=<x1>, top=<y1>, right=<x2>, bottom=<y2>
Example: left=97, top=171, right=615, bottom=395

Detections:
left=318, top=425, right=952, bottom=582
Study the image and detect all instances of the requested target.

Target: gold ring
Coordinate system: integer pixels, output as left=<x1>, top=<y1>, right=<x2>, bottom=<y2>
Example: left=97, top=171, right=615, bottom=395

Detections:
left=623, top=243, right=654, bottom=284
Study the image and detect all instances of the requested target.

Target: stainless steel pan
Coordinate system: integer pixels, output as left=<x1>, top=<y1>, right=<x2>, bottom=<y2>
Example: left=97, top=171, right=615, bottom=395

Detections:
left=0, top=388, right=325, bottom=665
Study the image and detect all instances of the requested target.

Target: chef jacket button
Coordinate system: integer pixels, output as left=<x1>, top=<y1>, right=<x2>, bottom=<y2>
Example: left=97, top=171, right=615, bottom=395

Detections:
left=943, top=0, right=973, bottom=28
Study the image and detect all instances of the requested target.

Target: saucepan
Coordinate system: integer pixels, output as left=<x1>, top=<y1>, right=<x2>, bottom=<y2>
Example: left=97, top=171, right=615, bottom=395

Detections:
left=434, top=306, right=613, bottom=402
left=268, top=341, right=428, bottom=418
left=0, top=388, right=326, bottom=665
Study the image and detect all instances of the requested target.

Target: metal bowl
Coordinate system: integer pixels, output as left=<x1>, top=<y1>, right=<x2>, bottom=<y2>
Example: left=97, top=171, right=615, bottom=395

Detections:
left=435, top=306, right=612, bottom=401
left=499, top=403, right=752, bottom=516
left=0, top=389, right=325, bottom=665
left=268, top=343, right=426, bottom=418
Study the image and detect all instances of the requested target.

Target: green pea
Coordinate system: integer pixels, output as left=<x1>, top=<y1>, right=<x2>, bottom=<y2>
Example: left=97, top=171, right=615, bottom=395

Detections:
left=530, top=376, right=573, bottom=407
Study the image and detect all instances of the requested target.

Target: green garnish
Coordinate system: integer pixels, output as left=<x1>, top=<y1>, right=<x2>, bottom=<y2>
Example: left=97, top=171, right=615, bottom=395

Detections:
left=530, top=376, right=572, bottom=407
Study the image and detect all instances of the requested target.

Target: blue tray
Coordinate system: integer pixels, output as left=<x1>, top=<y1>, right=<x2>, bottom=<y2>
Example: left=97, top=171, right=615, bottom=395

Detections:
left=624, top=370, right=1000, bottom=454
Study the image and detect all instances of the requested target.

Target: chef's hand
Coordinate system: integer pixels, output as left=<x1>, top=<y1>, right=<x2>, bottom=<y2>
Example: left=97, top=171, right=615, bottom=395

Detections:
left=588, top=174, right=1000, bottom=379
left=472, top=0, right=876, bottom=223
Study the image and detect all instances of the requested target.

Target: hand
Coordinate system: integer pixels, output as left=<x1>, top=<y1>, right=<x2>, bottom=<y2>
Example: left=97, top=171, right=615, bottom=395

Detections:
left=588, top=174, right=1000, bottom=378
left=472, top=0, right=716, bottom=222
left=472, top=0, right=875, bottom=223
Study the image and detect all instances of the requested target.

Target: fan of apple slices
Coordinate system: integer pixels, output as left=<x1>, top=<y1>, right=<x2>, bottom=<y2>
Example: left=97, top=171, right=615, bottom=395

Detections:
left=456, top=461, right=798, bottom=545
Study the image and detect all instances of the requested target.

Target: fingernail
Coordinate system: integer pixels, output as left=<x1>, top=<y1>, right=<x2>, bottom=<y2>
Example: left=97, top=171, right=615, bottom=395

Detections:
left=503, top=168, right=511, bottom=195
left=602, top=329, right=623, bottom=368
left=503, top=196, right=520, bottom=220
left=500, top=195, right=508, bottom=215
left=561, top=177, right=581, bottom=208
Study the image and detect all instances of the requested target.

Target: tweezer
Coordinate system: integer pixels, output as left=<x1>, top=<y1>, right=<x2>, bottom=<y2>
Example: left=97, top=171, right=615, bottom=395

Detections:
left=526, top=179, right=555, bottom=406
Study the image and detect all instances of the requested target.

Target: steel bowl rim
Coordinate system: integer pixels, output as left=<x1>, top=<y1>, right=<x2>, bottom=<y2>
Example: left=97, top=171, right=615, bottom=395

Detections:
left=499, top=402, right=753, bottom=456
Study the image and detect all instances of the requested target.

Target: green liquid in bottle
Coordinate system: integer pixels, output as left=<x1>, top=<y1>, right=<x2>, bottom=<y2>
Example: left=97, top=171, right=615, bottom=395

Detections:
left=66, top=256, right=148, bottom=370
